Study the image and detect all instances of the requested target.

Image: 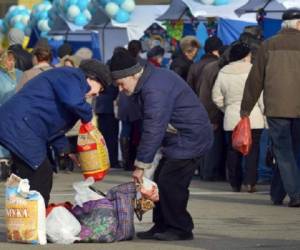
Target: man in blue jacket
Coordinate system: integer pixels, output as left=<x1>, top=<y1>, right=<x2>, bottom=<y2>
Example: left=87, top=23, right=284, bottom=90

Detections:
left=110, top=50, right=213, bottom=241
left=0, top=59, right=111, bottom=206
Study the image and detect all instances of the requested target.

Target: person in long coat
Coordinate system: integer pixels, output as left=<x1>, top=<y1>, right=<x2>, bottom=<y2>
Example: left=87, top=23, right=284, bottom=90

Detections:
left=0, top=60, right=111, bottom=206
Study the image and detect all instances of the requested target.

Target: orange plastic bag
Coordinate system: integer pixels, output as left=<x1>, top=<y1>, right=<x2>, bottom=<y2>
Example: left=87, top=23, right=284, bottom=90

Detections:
left=77, top=123, right=110, bottom=181
left=232, top=117, right=252, bottom=156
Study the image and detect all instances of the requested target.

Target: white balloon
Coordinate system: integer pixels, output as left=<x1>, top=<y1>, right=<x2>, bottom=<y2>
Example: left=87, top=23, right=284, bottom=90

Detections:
left=38, top=19, right=50, bottom=32
left=67, top=5, right=80, bottom=20
left=105, top=2, right=119, bottom=17
left=9, top=6, right=17, bottom=12
left=83, top=9, right=92, bottom=21
left=201, top=0, right=214, bottom=4
left=121, top=0, right=135, bottom=13
left=10, top=15, right=23, bottom=26
left=21, top=15, right=29, bottom=25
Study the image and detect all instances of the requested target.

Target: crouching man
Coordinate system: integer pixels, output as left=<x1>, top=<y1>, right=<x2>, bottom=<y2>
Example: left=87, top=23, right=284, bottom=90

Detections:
left=110, top=50, right=213, bottom=241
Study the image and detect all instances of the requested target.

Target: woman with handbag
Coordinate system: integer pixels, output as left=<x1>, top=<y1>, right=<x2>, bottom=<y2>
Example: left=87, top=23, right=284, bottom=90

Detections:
left=212, top=42, right=265, bottom=193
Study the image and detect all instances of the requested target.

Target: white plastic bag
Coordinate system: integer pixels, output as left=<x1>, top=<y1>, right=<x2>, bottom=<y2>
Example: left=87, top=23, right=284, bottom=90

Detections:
left=73, top=177, right=104, bottom=207
left=144, top=150, right=162, bottom=180
left=5, top=174, right=47, bottom=245
left=46, top=207, right=81, bottom=244
left=140, top=177, right=159, bottom=202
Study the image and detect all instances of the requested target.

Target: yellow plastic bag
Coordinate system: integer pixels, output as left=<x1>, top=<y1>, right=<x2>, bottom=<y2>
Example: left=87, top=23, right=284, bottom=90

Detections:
left=77, top=123, right=110, bottom=181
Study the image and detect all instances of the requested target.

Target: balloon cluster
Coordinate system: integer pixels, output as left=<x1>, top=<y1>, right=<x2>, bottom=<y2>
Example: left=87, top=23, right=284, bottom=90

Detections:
left=52, top=0, right=92, bottom=27
left=200, top=0, right=230, bottom=5
left=1, top=5, right=31, bottom=35
left=29, top=1, right=52, bottom=37
left=98, top=0, right=135, bottom=23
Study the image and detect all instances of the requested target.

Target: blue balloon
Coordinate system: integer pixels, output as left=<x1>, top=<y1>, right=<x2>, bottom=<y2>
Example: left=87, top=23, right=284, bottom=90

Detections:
left=112, top=0, right=125, bottom=5
left=74, top=13, right=88, bottom=26
left=14, top=22, right=26, bottom=31
left=99, top=0, right=110, bottom=7
left=114, top=9, right=129, bottom=23
left=213, top=0, right=230, bottom=5
left=38, top=10, right=48, bottom=20
left=77, top=0, right=89, bottom=11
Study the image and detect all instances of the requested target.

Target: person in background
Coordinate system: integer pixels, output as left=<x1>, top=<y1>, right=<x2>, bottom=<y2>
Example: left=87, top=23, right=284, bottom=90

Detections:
left=128, top=39, right=147, bottom=66
left=0, top=60, right=111, bottom=206
left=7, top=28, right=33, bottom=71
left=213, top=43, right=265, bottom=193
left=170, top=36, right=200, bottom=81
left=75, top=47, right=93, bottom=60
left=110, top=50, right=213, bottom=241
left=187, top=36, right=223, bottom=94
left=60, top=55, right=82, bottom=68
left=240, top=8, right=300, bottom=207
left=0, top=49, right=23, bottom=163
left=147, top=45, right=165, bottom=67
left=54, top=42, right=73, bottom=66
left=17, top=45, right=53, bottom=91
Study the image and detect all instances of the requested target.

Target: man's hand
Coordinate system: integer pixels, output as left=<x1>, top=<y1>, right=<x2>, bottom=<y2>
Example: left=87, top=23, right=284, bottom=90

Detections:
left=132, top=167, right=144, bottom=184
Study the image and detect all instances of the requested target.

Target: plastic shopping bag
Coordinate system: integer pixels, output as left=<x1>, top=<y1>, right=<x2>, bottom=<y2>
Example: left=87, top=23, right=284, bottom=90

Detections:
left=77, top=122, right=110, bottom=181
left=73, top=177, right=105, bottom=207
left=46, top=206, right=81, bottom=244
left=232, top=117, right=252, bottom=156
left=5, top=174, right=47, bottom=245
left=140, top=177, right=159, bottom=202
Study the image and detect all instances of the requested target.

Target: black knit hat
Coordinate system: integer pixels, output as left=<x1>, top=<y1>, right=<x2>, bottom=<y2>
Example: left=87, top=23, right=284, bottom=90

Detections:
left=79, top=59, right=111, bottom=89
left=147, top=46, right=165, bottom=59
left=204, top=36, right=223, bottom=54
left=229, top=42, right=251, bottom=62
left=109, top=50, right=142, bottom=80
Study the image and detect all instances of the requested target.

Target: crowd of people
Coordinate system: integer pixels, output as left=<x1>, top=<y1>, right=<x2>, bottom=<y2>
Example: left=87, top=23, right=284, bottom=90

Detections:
left=0, top=7, right=300, bottom=242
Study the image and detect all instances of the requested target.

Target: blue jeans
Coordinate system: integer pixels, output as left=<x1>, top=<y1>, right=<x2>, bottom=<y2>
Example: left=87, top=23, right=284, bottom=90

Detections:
left=268, top=118, right=300, bottom=201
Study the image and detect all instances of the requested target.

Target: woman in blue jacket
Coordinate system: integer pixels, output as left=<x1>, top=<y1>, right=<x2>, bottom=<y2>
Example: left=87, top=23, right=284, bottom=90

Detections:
left=0, top=59, right=111, bottom=206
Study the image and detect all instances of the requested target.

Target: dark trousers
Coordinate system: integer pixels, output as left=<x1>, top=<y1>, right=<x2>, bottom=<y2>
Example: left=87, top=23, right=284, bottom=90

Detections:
left=153, top=157, right=200, bottom=234
left=98, top=114, right=119, bottom=167
left=268, top=118, right=300, bottom=202
left=200, top=126, right=226, bottom=181
left=12, top=155, right=53, bottom=207
left=225, top=129, right=262, bottom=188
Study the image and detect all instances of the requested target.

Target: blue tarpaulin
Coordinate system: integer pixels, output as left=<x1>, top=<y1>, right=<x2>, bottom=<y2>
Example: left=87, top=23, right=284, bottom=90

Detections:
left=217, top=18, right=256, bottom=45
left=263, top=18, right=282, bottom=39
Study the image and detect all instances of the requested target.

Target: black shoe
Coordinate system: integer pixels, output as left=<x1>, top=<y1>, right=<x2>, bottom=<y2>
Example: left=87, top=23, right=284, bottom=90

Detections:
left=154, top=231, right=193, bottom=241
left=288, top=199, right=300, bottom=207
left=136, top=225, right=165, bottom=239
left=272, top=200, right=283, bottom=206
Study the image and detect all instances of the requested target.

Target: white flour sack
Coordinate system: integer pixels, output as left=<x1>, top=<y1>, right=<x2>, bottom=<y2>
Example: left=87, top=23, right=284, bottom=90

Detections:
left=5, top=174, right=47, bottom=245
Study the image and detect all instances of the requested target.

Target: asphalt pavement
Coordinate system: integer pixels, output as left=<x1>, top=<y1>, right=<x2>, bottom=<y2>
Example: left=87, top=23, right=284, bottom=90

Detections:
left=0, top=169, right=300, bottom=250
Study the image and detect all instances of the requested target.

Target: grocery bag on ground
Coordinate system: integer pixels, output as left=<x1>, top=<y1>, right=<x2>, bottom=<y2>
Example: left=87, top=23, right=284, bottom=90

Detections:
left=5, top=174, right=46, bottom=245
left=77, top=122, right=110, bottom=181
left=106, top=182, right=137, bottom=241
left=232, top=117, right=252, bottom=156
left=46, top=206, right=81, bottom=244
left=73, top=177, right=105, bottom=207
left=72, top=199, right=117, bottom=243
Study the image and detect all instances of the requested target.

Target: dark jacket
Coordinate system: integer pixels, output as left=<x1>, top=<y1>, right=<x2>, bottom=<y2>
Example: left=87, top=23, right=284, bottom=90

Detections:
left=170, top=51, right=193, bottom=81
left=118, top=92, right=142, bottom=122
left=199, top=60, right=224, bottom=125
left=241, top=28, right=300, bottom=118
left=187, top=53, right=219, bottom=94
left=94, top=84, right=119, bottom=114
left=0, top=67, right=92, bottom=169
left=132, top=64, right=213, bottom=168
left=8, top=44, right=33, bottom=71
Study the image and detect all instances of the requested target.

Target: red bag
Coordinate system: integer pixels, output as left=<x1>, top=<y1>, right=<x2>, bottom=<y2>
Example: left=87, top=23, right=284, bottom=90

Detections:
left=232, top=117, right=252, bottom=156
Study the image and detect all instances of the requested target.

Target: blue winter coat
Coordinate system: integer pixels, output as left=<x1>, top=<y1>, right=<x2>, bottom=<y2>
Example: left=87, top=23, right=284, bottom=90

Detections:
left=133, top=64, right=213, bottom=165
left=0, top=67, right=92, bottom=169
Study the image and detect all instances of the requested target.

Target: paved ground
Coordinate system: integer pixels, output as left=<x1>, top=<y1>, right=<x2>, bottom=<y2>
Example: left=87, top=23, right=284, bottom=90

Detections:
left=1, top=169, right=300, bottom=250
